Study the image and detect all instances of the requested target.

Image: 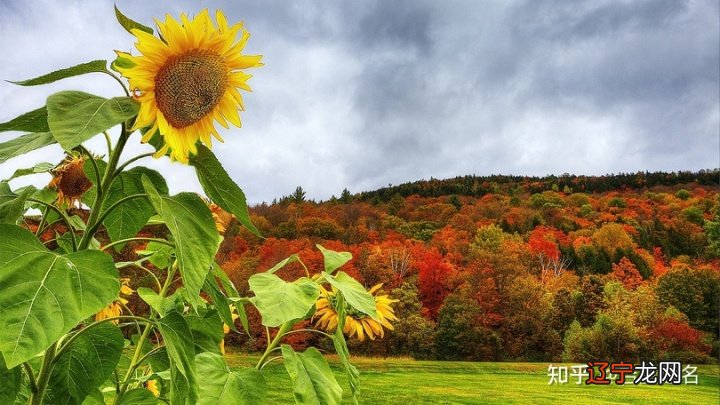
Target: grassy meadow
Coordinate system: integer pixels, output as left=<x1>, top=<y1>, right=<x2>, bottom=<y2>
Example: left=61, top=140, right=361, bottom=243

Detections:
left=226, top=351, right=719, bottom=404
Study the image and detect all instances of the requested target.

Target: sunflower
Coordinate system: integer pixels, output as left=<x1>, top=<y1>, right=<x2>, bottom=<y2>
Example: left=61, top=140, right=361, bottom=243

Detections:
left=145, top=379, right=160, bottom=397
left=314, top=284, right=398, bottom=342
left=117, top=9, right=263, bottom=163
left=95, top=278, right=135, bottom=324
left=48, top=154, right=93, bottom=208
left=220, top=311, right=240, bottom=355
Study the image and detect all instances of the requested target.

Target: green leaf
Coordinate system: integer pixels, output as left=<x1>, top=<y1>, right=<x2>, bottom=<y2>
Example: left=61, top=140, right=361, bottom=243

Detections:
left=156, top=311, right=197, bottom=404
left=0, top=225, right=119, bottom=368
left=186, top=309, right=223, bottom=355
left=0, top=183, right=34, bottom=224
left=322, top=272, right=378, bottom=320
left=143, top=177, right=219, bottom=307
left=80, top=388, right=105, bottom=405
left=48, top=323, right=124, bottom=405
left=266, top=254, right=301, bottom=274
left=202, top=273, right=239, bottom=334
left=317, top=245, right=352, bottom=275
left=195, top=352, right=266, bottom=405
left=116, top=388, right=158, bottom=405
left=0, top=106, right=49, bottom=133
left=0, top=353, right=21, bottom=402
left=332, top=311, right=360, bottom=405
left=248, top=273, right=320, bottom=327
left=137, top=287, right=175, bottom=318
left=102, top=167, right=167, bottom=247
left=190, top=145, right=261, bottom=237
left=281, top=345, right=343, bottom=405
left=110, top=52, right=137, bottom=74
left=0, top=132, right=56, bottom=164
left=136, top=241, right=173, bottom=269
left=115, top=5, right=153, bottom=35
left=5, top=162, right=54, bottom=181
left=9, top=60, right=108, bottom=86
left=47, top=91, right=138, bottom=151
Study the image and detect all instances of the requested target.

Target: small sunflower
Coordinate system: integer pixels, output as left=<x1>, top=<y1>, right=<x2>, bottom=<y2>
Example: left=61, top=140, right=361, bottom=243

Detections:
left=95, top=278, right=135, bottom=324
left=220, top=311, right=240, bottom=355
left=145, top=379, right=160, bottom=397
left=48, top=154, right=92, bottom=208
left=206, top=200, right=232, bottom=233
left=314, top=283, right=398, bottom=342
left=117, top=9, right=263, bottom=163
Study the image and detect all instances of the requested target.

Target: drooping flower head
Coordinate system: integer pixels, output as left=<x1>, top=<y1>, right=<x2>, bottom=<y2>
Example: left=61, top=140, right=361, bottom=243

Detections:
left=48, top=154, right=93, bottom=208
left=314, top=283, right=398, bottom=342
left=117, top=10, right=263, bottom=163
left=95, top=278, right=135, bottom=324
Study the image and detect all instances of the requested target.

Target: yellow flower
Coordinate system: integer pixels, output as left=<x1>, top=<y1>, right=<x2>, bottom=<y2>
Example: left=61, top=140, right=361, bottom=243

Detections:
left=145, top=379, right=160, bottom=397
left=117, top=9, right=262, bottom=163
left=314, top=283, right=398, bottom=342
left=220, top=312, right=240, bottom=354
left=48, top=154, right=93, bottom=208
left=95, top=278, right=134, bottom=324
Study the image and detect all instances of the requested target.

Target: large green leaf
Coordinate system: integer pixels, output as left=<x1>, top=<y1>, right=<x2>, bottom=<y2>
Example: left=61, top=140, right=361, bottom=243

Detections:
left=0, top=225, right=119, bottom=368
left=0, top=353, right=21, bottom=402
left=116, top=388, right=158, bottom=405
left=281, top=345, right=343, bottom=405
left=143, top=177, right=219, bottom=307
left=190, top=145, right=261, bottom=237
left=0, top=132, right=56, bottom=164
left=322, top=272, right=378, bottom=320
left=332, top=307, right=360, bottom=405
left=248, top=273, right=320, bottom=327
left=195, top=352, right=266, bottom=405
left=9, top=61, right=108, bottom=86
left=186, top=309, right=223, bottom=355
left=317, top=245, right=352, bottom=275
left=265, top=254, right=301, bottom=274
left=0, top=183, right=34, bottom=224
left=48, top=323, right=124, bottom=405
left=102, top=167, right=167, bottom=246
left=47, top=91, right=138, bottom=151
left=136, top=288, right=175, bottom=318
left=4, top=162, right=54, bottom=181
left=114, top=5, right=153, bottom=35
left=202, top=274, right=239, bottom=334
left=0, top=106, right=49, bottom=133
left=156, top=311, right=197, bottom=404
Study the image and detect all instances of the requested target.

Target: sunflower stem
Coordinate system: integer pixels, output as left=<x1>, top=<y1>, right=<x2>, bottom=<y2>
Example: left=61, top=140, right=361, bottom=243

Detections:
left=27, top=198, right=77, bottom=251
left=256, top=322, right=292, bottom=370
left=113, top=152, right=154, bottom=177
left=101, top=237, right=173, bottom=252
left=104, top=70, right=130, bottom=97
left=30, top=341, right=58, bottom=405
left=116, top=262, right=175, bottom=402
left=78, top=124, right=131, bottom=250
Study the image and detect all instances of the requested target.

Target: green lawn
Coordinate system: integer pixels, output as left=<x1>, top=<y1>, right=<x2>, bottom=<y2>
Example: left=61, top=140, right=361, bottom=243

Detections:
left=226, top=351, right=720, bottom=404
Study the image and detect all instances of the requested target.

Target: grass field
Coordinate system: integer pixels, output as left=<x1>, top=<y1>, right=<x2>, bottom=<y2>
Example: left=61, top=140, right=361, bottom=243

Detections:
left=226, top=351, right=719, bottom=404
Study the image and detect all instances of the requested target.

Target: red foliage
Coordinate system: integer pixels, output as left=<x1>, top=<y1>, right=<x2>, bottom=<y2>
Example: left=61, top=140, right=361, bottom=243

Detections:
left=416, top=247, right=455, bottom=319
left=649, top=318, right=711, bottom=355
left=610, top=257, right=643, bottom=290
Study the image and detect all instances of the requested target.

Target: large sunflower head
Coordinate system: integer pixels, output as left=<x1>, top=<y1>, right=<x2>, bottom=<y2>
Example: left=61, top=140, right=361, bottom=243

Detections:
left=314, top=283, right=398, bottom=342
left=117, top=9, right=262, bottom=163
left=48, top=154, right=93, bottom=208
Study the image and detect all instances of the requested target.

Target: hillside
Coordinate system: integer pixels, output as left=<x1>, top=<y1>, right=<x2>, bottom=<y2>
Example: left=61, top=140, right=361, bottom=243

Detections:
left=213, top=170, right=720, bottom=362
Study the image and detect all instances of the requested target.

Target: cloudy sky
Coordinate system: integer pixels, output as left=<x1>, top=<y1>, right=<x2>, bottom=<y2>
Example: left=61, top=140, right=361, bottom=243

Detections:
left=0, top=0, right=718, bottom=203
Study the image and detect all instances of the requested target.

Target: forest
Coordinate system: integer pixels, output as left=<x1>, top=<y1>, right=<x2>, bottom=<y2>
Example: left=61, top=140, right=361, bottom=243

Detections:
left=114, top=170, right=719, bottom=364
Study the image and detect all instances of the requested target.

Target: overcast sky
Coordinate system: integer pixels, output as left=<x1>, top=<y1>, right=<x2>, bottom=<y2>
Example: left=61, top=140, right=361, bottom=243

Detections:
left=0, top=0, right=718, bottom=203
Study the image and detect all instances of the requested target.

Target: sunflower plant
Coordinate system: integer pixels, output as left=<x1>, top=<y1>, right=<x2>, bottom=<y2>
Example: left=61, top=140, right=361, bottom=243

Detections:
left=0, top=7, right=392, bottom=405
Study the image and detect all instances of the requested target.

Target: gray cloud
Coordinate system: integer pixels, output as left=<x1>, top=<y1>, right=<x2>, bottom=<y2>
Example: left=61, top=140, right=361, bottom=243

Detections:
left=0, top=0, right=717, bottom=204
